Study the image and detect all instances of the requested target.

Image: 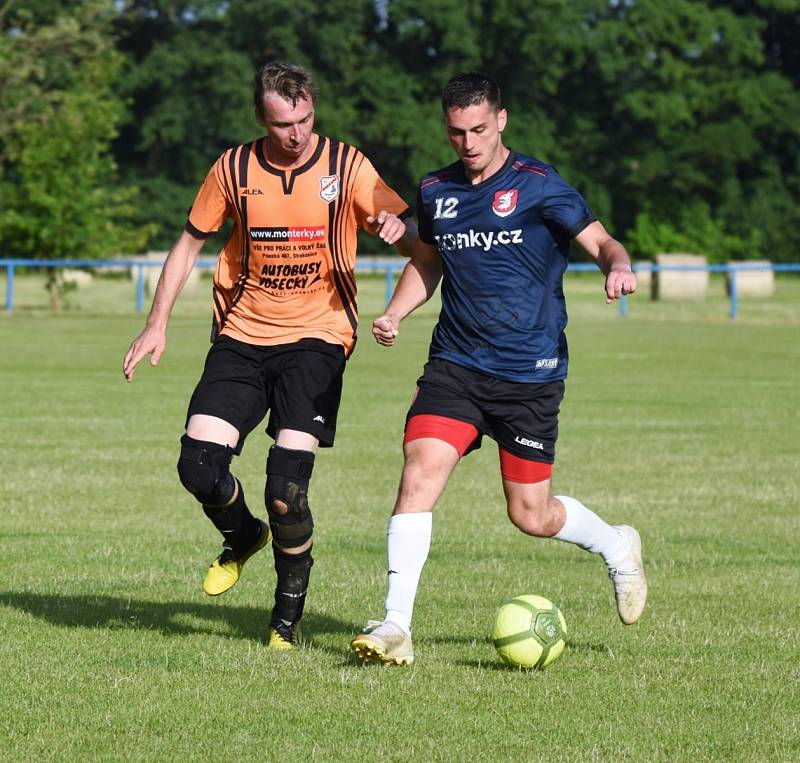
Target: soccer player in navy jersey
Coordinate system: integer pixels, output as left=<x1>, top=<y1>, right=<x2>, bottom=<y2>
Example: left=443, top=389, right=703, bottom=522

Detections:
left=351, top=72, right=647, bottom=666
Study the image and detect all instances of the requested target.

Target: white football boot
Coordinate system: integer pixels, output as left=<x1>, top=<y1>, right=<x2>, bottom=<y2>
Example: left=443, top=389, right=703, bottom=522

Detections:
left=608, top=525, right=648, bottom=625
left=350, top=620, right=414, bottom=666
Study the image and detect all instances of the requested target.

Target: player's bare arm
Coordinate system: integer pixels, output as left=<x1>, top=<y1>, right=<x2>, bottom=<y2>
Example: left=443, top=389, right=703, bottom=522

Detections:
left=123, top=230, right=205, bottom=382
left=373, top=240, right=442, bottom=347
left=366, top=214, right=419, bottom=259
left=574, top=220, right=637, bottom=304
left=393, top=217, right=419, bottom=259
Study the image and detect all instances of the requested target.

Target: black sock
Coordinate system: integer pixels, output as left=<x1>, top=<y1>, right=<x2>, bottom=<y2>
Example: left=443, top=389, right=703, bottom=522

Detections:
left=271, top=545, right=313, bottom=626
left=202, top=480, right=261, bottom=554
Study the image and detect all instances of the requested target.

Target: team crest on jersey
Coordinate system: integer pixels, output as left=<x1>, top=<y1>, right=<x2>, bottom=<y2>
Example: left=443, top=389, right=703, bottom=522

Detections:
left=320, top=174, right=340, bottom=202
left=492, top=189, right=519, bottom=217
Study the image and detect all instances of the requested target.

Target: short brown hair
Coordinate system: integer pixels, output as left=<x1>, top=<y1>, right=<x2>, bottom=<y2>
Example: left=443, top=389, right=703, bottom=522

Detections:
left=254, top=62, right=317, bottom=120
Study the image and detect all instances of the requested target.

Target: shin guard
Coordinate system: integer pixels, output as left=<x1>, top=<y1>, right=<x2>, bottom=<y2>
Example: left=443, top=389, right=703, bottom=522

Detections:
left=271, top=545, right=314, bottom=626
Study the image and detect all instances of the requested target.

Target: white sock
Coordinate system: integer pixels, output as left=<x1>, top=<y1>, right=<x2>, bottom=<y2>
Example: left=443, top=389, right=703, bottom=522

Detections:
left=383, top=512, right=433, bottom=632
left=553, top=495, right=629, bottom=566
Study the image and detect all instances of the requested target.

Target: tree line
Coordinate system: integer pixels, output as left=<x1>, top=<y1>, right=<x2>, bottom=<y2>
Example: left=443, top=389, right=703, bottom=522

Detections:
left=1, top=0, right=798, bottom=265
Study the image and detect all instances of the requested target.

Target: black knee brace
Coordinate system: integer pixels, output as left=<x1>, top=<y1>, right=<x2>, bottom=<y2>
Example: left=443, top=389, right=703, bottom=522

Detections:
left=177, top=435, right=236, bottom=508
left=265, top=446, right=315, bottom=548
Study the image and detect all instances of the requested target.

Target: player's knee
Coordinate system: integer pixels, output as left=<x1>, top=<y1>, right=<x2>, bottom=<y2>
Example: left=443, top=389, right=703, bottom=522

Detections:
left=265, top=446, right=315, bottom=548
left=177, top=434, right=236, bottom=507
left=506, top=493, right=554, bottom=536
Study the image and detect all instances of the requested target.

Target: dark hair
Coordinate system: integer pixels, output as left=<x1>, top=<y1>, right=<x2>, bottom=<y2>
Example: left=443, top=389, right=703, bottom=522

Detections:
left=254, top=62, right=317, bottom=119
left=441, top=72, right=501, bottom=112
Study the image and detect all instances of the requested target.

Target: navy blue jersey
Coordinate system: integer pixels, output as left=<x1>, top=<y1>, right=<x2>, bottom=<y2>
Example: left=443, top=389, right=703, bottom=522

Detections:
left=417, top=151, right=595, bottom=383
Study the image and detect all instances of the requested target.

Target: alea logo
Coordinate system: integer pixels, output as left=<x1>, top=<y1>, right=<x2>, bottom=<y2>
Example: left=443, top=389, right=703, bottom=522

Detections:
left=435, top=228, right=523, bottom=253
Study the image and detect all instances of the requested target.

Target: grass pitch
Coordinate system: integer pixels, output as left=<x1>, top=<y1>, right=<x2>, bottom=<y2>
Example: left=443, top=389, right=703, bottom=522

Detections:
left=1, top=274, right=798, bottom=761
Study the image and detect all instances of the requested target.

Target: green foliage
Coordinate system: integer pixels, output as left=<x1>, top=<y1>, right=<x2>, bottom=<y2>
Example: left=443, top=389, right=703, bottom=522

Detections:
left=626, top=203, right=764, bottom=263
left=585, top=0, right=800, bottom=259
left=0, top=0, right=150, bottom=269
left=1, top=86, right=144, bottom=261
left=2, top=1, right=799, bottom=262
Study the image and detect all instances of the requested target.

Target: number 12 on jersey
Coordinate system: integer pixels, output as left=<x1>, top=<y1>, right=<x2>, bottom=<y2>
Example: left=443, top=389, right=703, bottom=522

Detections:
left=434, top=197, right=459, bottom=219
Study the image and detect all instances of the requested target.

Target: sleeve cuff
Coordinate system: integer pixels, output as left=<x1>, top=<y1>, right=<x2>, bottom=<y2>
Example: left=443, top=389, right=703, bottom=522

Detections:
left=185, top=219, right=216, bottom=240
left=567, top=215, right=596, bottom=239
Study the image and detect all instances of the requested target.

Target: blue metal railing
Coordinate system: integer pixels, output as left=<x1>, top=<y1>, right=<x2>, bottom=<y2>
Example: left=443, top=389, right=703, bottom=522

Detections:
left=1, top=257, right=798, bottom=319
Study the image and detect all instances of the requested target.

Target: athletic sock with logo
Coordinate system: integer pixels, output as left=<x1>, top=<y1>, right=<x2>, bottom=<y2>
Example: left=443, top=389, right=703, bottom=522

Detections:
left=384, top=512, right=433, bottom=632
left=552, top=495, right=630, bottom=565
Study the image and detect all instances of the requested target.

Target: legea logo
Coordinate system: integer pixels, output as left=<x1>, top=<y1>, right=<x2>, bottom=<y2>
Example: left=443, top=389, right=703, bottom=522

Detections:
left=514, top=436, right=544, bottom=450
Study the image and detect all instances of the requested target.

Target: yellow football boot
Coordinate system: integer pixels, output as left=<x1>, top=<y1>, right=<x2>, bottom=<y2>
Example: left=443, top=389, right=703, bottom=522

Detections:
left=203, top=520, right=270, bottom=596
left=268, top=622, right=302, bottom=650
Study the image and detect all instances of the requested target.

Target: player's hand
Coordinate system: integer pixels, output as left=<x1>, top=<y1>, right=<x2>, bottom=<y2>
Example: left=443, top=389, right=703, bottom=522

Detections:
left=123, top=325, right=166, bottom=382
left=605, top=268, right=637, bottom=304
left=372, top=313, right=400, bottom=347
left=365, top=211, right=406, bottom=245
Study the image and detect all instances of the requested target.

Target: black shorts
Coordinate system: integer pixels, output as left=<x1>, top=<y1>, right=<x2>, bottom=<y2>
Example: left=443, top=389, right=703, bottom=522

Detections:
left=406, top=358, right=564, bottom=463
left=186, top=336, right=346, bottom=449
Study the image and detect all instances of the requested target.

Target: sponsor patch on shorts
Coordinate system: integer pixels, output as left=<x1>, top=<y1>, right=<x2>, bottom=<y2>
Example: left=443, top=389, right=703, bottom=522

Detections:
left=513, top=435, right=545, bottom=450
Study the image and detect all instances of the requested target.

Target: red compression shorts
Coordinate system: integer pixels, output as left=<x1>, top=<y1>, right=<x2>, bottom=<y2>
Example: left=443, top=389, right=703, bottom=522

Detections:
left=498, top=450, right=553, bottom=484
left=404, top=414, right=478, bottom=456
left=404, top=414, right=553, bottom=483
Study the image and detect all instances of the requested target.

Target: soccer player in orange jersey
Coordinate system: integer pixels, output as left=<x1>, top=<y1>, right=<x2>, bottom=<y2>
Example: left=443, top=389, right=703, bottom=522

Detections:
left=123, top=62, right=416, bottom=649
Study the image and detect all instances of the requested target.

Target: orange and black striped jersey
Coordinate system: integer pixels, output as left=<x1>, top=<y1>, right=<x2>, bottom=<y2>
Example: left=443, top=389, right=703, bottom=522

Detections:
left=186, top=134, right=410, bottom=354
